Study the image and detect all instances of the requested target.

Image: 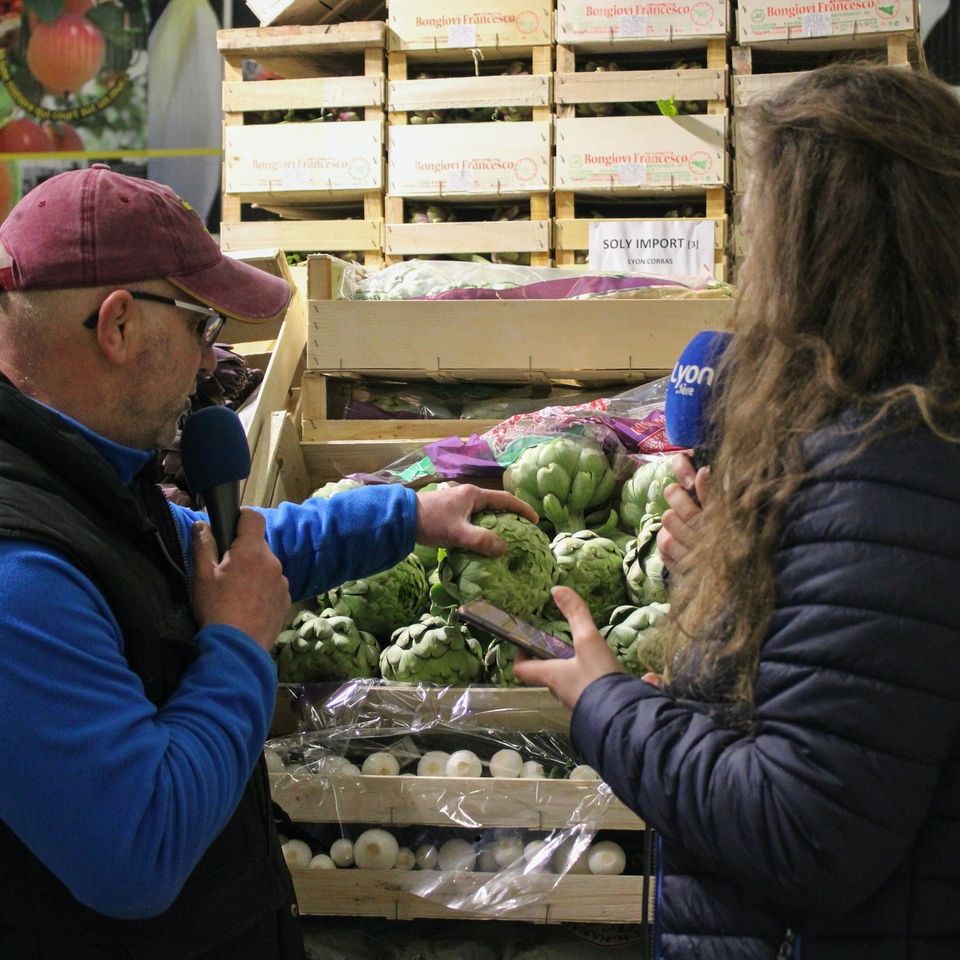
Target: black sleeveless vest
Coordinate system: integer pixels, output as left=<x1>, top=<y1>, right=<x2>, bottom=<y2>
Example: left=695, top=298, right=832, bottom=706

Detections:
left=0, top=378, right=303, bottom=959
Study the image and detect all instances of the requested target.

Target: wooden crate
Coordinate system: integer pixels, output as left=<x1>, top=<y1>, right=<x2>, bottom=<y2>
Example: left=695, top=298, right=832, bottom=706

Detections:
left=219, top=23, right=387, bottom=268
left=556, top=0, right=729, bottom=46
left=554, top=39, right=728, bottom=275
left=299, top=370, right=502, bottom=442
left=387, top=0, right=552, bottom=55
left=269, top=683, right=651, bottom=924
left=736, top=0, right=918, bottom=47
left=384, top=43, right=553, bottom=266
left=730, top=35, right=918, bottom=194
left=306, top=254, right=734, bottom=381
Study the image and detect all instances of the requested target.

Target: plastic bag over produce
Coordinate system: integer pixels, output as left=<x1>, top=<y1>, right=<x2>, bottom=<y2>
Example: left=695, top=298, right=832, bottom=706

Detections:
left=264, top=679, right=641, bottom=919
left=338, top=258, right=727, bottom=302
left=350, top=378, right=681, bottom=485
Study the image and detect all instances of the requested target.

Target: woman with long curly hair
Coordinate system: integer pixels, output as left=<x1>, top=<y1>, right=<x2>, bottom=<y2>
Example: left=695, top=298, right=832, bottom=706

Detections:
left=516, top=62, right=960, bottom=959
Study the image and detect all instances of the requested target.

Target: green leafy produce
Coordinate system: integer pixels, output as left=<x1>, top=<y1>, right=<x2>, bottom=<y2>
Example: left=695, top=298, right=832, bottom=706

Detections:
left=427, top=568, right=459, bottom=619
left=311, top=478, right=364, bottom=499
left=273, top=609, right=380, bottom=682
left=601, top=603, right=671, bottom=676
left=549, top=530, right=627, bottom=624
left=623, top=518, right=668, bottom=605
left=619, top=458, right=677, bottom=534
left=379, top=614, right=485, bottom=684
left=325, top=553, right=429, bottom=640
left=502, top=437, right=617, bottom=535
left=439, top=512, right=558, bottom=619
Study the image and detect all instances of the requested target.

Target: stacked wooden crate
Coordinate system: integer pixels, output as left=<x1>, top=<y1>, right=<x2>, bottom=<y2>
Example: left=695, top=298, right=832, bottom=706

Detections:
left=729, top=0, right=923, bottom=266
left=270, top=685, right=655, bottom=926
left=219, top=22, right=387, bottom=268
left=383, top=0, right=554, bottom=267
left=553, top=1, right=731, bottom=279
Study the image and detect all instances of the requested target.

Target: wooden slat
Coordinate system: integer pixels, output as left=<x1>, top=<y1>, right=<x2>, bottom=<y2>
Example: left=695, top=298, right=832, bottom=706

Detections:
left=217, top=22, right=386, bottom=56
left=271, top=772, right=645, bottom=830
left=239, top=263, right=308, bottom=506
left=220, top=218, right=382, bottom=255
left=387, top=74, right=550, bottom=111
left=301, top=418, right=501, bottom=441
left=223, top=76, right=383, bottom=112
left=384, top=219, right=550, bottom=256
left=291, top=869, right=652, bottom=922
left=555, top=67, right=725, bottom=106
left=307, top=296, right=734, bottom=375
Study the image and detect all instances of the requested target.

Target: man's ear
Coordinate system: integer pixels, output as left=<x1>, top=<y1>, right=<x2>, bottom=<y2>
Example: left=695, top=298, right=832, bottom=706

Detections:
left=94, top=289, right=135, bottom=365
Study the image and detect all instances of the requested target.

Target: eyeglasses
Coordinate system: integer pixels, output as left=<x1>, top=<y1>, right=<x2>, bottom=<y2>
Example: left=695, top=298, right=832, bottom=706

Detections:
left=83, top=291, right=226, bottom=347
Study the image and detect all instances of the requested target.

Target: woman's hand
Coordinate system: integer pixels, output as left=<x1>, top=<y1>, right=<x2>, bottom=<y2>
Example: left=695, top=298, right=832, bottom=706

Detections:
left=512, top=586, right=624, bottom=710
left=658, top=453, right=710, bottom=571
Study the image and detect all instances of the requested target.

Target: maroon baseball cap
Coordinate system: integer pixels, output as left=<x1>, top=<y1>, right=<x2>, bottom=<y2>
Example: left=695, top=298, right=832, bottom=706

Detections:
left=0, top=164, right=291, bottom=325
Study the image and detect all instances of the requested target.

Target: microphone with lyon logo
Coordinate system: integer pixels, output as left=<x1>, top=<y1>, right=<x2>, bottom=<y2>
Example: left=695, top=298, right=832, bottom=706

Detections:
left=664, top=330, right=733, bottom=472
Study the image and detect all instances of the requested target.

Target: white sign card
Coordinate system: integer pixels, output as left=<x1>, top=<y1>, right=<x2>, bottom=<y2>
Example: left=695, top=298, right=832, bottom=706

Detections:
left=588, top=220, right=716, bottom=277
left=448, top=24, right=478, bottom=46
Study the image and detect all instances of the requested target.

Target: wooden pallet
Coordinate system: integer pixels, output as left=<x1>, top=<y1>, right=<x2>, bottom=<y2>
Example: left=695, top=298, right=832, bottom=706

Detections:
left=219, top=23, right=387, bottom=268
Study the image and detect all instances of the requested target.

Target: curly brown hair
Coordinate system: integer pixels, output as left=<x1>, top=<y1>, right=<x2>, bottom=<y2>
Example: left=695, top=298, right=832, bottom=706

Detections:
left=666, top=63, right=960, bottom=704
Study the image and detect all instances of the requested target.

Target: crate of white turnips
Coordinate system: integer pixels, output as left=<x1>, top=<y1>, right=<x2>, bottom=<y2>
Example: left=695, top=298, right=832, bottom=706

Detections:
left=265, top=679, right=654, bottom=923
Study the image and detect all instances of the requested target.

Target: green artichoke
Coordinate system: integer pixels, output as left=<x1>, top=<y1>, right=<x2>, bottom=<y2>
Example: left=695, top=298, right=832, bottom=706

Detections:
left=273, top=609, right=380, bottom=682
left=310, top=478, right=364, bottom=499
left=484, top=638, right=518, bottom=686
left=623, top=517, right=668, bottom=605
left=379, top=613, right=484, bottom=684
left=548, top=530, right=627, bottom=624
left=619, top=458, right=678, bottom=534
left=601, top=603, right=671, bottom=676
left=502, top=437, right=617, bottom=535
left=427, top=567, right=459, bottom=619
left=439, top=512, right=558, bottom=619
left=325, top=553, right=429, bottom=640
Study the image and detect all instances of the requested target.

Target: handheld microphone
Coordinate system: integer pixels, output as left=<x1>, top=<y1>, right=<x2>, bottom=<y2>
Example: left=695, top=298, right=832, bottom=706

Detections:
left=179, top=406, right=251, bottom=559
left=664, top=330, right=733, bottom=469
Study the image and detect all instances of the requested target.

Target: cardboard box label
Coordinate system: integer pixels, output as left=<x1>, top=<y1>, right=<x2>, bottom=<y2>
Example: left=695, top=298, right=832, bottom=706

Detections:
left=389, top=1, right=551, bottom=49
left=738, top=0, right=915, bottom=40
left=226, top=122, right=382, bottom=196
left=389, top=122, right=551, bottom=196
left=557, top=0, right=727, bottom=41
left=555, top=115, right=726, bottom=190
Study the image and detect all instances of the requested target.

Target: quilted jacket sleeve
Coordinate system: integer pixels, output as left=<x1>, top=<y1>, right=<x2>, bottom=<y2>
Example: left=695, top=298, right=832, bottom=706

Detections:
left=570, top=422, right=960, bottom=916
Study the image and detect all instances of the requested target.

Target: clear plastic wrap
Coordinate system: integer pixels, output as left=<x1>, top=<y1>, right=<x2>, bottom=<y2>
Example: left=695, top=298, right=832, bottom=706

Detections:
left=267, top=680, right=646, bottom=920
left=339, top=258, right=729, bottom=302
left=350, top=377, right=678, bottom=485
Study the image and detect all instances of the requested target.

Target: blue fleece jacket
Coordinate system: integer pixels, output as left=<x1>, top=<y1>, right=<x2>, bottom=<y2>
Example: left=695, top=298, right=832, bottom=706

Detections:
left=0, top=413, right=416, bottom=919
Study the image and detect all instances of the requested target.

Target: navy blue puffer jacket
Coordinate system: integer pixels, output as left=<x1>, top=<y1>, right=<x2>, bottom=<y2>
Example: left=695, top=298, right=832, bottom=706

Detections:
left=571, top=417, right=960, bottom=959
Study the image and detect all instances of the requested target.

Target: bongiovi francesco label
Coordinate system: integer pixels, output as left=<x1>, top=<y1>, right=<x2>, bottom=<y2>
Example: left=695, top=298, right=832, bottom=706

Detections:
left=738, top=0, right=915, bottom=40
left=555, top=116, right=726, bottom=190
left=557, top=0, right=727, bottom=41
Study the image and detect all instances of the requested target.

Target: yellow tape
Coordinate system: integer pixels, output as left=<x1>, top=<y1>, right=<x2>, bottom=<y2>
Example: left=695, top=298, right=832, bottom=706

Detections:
left=0, top=148, right=223, bottom=160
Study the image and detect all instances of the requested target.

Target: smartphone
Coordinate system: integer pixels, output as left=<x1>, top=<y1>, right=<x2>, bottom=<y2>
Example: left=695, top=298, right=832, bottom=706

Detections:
left=457, top=599, right=575, bottom=660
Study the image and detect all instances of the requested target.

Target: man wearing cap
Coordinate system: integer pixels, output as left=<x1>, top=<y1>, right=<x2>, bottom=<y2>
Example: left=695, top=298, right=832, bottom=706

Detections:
left=0, top=166, right=535, bottom=959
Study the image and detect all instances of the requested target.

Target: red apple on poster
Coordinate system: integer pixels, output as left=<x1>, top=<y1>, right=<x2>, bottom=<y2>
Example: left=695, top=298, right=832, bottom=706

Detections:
left=0, top=117, right=50, bottom=153
left=25, top=14, right=105, bottom=95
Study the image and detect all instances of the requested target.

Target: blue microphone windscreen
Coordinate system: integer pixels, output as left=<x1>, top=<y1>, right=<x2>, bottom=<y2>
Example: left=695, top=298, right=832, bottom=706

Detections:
left=664, top=330, right=733, bottom=448
left=180, top=406, right=251, bottom=493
